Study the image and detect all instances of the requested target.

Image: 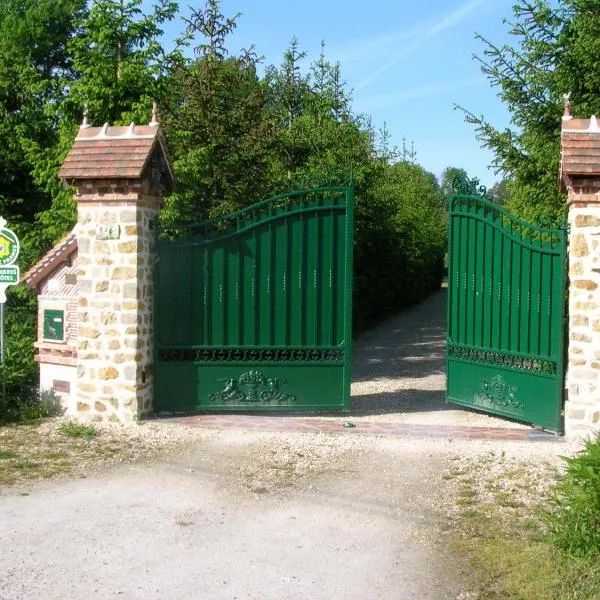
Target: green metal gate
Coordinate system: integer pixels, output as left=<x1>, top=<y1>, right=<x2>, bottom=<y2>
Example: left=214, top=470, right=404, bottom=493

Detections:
left=154, top=186, right=354, bottom=413
left=446, top=177, right=567, bottom=433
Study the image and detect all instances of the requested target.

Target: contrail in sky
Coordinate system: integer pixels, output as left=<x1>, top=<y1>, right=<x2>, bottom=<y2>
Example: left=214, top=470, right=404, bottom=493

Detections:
left=354, top=0, right=488, bottom=91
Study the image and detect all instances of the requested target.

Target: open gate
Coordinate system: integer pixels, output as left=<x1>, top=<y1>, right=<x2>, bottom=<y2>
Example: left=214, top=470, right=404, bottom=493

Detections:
left=446, top=177, right=567, bottom=433
left=154, top=186, right=354, bottom=413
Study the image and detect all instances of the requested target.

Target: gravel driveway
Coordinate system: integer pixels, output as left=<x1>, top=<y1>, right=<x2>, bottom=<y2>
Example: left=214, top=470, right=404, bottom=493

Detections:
left=0, top=288, right=571, bottom=600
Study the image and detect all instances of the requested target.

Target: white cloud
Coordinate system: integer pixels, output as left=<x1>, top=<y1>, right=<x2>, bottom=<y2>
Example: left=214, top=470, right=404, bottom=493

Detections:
left=337, top=0, right=489, bottom=91
left=354, top=78, right=486, bottom=112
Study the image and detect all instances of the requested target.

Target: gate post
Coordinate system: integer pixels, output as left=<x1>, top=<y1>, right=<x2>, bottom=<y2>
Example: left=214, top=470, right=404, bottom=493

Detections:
left=59, top=113, right=173, bottom=422
left=560, top=104, right=600, bottom=436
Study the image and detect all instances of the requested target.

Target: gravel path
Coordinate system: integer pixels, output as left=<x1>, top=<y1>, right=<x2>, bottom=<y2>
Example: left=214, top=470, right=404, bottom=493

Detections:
left=349, top=286, right=529, bottom=428
left=0, top=288, right=578, bottom=600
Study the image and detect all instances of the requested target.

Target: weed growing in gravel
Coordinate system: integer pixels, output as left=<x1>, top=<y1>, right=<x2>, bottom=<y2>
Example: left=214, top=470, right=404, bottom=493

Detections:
left=58, top=421, right=98, bottom=439
left=546, top=434, right=600, bottom=557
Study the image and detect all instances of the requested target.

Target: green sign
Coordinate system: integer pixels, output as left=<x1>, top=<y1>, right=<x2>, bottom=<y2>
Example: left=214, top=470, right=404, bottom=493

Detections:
left=0, top=266, right=19, bottom=284
left=0, top=217, right=19, bottom=266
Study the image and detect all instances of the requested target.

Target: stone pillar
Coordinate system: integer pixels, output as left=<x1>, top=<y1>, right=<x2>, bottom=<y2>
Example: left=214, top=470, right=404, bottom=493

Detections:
left=59, top=119, right=173, bottom=422
left=561, top=108, right=600, bottom=436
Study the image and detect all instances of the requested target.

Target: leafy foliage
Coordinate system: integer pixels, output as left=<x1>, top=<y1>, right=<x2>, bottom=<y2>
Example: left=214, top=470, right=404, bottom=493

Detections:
left=0, top=0, right=448, bottom=418
left=547, top=434, right=600, bottom=557
left=460, top=0, right=600, bottom=223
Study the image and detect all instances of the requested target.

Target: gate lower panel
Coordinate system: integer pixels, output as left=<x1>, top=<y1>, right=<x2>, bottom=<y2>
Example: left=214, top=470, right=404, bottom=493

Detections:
left=155, top=360, right=347, bottom=412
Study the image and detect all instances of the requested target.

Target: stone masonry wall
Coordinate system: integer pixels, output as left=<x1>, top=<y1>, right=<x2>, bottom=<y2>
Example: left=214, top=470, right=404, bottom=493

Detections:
left=75, top=179, right=159, bottom=423
left=566, top=200, right=600, bottom=436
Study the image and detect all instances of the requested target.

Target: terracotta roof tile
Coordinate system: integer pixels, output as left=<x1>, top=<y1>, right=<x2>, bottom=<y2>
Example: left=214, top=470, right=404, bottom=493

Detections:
left=59, top=124, right=173, bottom=183
left=21, top=233, right=77, bottom=290
left=561, top=117, right=600, bottom=176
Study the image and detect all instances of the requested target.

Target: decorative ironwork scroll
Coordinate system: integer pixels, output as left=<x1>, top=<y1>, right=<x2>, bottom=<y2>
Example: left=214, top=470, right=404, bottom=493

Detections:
left=209, top=370, right=296, bottom=405
left=451, top=173, right=488, bottom=198
left=159, top=347, right=345, bottom=363
left=447, top=344, right=557, bottom=375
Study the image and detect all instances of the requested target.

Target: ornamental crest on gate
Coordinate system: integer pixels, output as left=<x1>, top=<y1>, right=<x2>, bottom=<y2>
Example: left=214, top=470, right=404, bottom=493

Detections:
left=476, top=375, right=523, bottom=411
left=209, top=370, right=296, bottom=405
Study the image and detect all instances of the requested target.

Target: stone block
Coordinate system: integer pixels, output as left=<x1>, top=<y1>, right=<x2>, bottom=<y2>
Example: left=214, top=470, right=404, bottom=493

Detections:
left=77, top=402, right=90, bottom=412
left=570, top=332, right=592, bottom=343
left=121, top=312, right=137, bottom=325
left=119, top=210, right=137, bottom=224
left=99, top=367, right=119, bottom=380
left=574, top=279, right=598, bottom=290
left=95, top=401, right=107, bottom=412
left=96, top=281, right=109, bottom=292
left=112, top=266, right=136, bottom=280
left=79, top=326, right=101, bottom=339
left=94, top=241, right=110, bottom=255
left=571, top=234, right=590, bottom=257
left=118, top=241, right=137, bottom=253
left=575, top=214, right=600, bottom=227
left=78, top=383, right=96, bottom=393
left=571, top=314, right=589, bottom=327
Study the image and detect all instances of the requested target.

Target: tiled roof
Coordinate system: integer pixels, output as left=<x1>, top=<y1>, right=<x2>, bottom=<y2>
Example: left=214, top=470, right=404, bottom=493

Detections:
left=59, top=123, right=173, bottom=182
left=21, top=233, right=77, bottom=290
left=561, top=116, right=600, bottom=175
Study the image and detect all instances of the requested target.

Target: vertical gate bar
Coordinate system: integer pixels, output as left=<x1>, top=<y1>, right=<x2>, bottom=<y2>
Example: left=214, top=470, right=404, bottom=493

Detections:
left=475, top=202, right=485, bottom=347
left=489, top=213, right=498, bottom=348
left=519, top=229, right=531, bottom=354
left=306, top=198, right=318, bottom=347
left=343, top=186, right=354, bottom=409
left=460, top=208, right=469, bottom=345
left=466, top=203, right=475, bottom=346
left=203, top=242, right=210, bottom=346
left=285, top=205, right=292, bottom=346
left=258, top=220, right=269, bottom=347
left=336, top=205, right=346, bottom=345
left=249, top=221, right=258, bottom=345
left=188, top=243, right=194, bottom=345
left=448, top=203, right=458, bottom=342
left=508, top=223, right=519, bottom=352
left=212, top=243, right=223, bottom=346
left=549, top=239, right=560, bottom=358
left=490, top=216, right=498, bottom=348
left=481, top=204, right=491, bottom=348
left=530, top=238, right=542, bottom=356
left=327, top=203, right=336, bottom=346
left=269, top=219, right=276, bottom=346
left=539, top=248, right=550, bottom=357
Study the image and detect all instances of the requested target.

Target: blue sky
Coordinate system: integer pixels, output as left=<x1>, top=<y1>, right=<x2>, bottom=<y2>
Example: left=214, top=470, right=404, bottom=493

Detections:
left=157, top=0, right=516, bottom=187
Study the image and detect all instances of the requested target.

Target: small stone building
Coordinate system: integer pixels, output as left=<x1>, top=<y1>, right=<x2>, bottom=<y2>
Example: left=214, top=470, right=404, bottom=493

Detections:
left=22, top=114, right=173, bottom=422
left=22, top=234, right=79, bottom=409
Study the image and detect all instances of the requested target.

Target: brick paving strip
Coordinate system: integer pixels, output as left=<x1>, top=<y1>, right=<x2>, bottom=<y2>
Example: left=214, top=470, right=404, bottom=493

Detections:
left=165, top=414, right=563, bottom=442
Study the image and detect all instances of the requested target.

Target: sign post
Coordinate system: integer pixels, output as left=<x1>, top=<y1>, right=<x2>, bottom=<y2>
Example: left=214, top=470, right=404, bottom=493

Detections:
left=0, top=217, right=20, bottom=410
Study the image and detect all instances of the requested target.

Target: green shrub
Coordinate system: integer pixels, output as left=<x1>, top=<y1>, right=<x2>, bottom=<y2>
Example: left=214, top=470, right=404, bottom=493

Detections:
left=18, top=389, right=64, bottom=421
left=547, top=434, right=600, bottom=557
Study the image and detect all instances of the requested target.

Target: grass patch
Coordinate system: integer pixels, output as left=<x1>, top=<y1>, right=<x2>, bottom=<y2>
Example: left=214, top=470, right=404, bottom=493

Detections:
left=0, top=419, right=148, bottom=487
left=454, top=516, right=600, bottom=600
left=447, top=451, right=600, bottom=600
left=58, top=420, right=97, bottom=439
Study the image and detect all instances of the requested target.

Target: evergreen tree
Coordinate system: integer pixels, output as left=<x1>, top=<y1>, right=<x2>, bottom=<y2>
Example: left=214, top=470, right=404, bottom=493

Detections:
left=461, top=1, right=600, bottom=223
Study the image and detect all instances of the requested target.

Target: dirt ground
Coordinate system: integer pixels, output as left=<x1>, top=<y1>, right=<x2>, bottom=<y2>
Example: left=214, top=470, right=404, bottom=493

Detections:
left=1, top=430, right=467, bottom=600
left=0, top=288, right=570, bottom=599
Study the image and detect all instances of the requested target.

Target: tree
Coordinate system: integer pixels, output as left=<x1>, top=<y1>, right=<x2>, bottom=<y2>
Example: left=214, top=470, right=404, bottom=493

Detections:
left=0, top=0, right=87, bottom=263
left=160, top=1, right=274, bottom=223
left=489, top=180, right=511, bottom=205
left=459, top=1, right=600, bottom=223
left=440, top=167, right=468, bottom=202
